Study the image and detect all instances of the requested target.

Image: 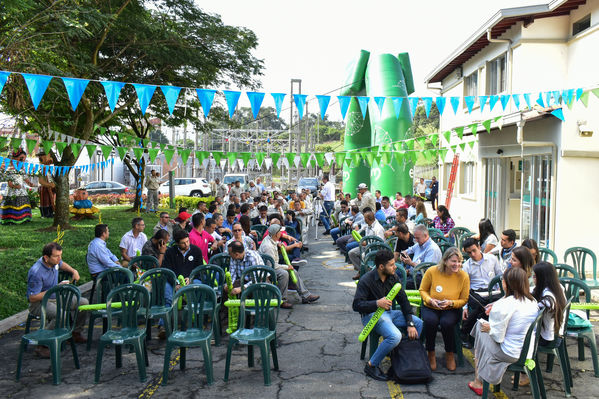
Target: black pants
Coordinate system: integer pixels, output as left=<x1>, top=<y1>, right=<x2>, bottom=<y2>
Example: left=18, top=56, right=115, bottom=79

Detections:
left=461, top=290, right=501, bottom=339
left=430, top=193, right=438, bottom=210
left=421, top=306, right=461, bottom=352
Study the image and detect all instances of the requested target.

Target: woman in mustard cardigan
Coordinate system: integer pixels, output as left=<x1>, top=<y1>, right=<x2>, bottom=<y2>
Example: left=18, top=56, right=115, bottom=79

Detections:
left=419, top=247, right=470, bottom=371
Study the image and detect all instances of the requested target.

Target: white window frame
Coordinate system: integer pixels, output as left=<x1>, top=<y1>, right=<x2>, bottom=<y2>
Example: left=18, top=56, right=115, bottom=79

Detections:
left=487, top=54, right=507, bottom=95
left=459, top=161, right=475, bottom=197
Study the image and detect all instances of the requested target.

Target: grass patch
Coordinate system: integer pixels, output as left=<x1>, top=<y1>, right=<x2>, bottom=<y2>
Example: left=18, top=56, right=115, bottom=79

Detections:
left=0, top=206, right=174, bottom=320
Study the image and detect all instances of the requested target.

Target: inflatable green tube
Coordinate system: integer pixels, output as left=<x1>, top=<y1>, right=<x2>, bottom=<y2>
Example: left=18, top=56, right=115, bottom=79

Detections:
left=365, top=53, right=414, bottom=197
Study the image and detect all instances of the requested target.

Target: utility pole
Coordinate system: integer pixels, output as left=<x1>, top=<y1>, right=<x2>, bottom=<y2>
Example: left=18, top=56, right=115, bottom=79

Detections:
left=289, top=79, right=301, bottom=192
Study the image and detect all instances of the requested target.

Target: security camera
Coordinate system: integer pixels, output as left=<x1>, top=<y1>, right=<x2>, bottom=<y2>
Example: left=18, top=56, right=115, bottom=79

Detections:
left=496, top=149, right=504, bottom=155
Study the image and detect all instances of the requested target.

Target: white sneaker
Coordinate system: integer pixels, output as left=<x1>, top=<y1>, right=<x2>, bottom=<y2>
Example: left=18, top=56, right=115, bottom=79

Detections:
left=291, top=259, right=307, bottom=267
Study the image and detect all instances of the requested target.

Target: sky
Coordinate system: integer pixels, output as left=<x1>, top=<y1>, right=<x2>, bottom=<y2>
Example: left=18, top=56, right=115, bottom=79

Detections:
left=202, top=0, right=542, bottom=120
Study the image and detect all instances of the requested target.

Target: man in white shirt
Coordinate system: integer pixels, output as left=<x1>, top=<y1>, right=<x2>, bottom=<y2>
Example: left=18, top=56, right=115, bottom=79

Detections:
left=357, top=183, right=375, bottom=214
left=248, top=181, right=262, bottom=197
left=229, top=180, right=243, bottom=198
left=119, top=217, right=148, bottom=267
left=348, top=211, right=386, bottom=277
left=319, top=175, right=335, bottom=235
left=381, top=196, right=395, bottom=219
left=416, top=178, right=426, bottom=199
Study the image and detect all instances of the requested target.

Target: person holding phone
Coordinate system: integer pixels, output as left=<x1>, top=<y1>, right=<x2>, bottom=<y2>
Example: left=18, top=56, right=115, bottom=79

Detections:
left=142, top=229, right=170, bottom=267
left=419, top=247, right=470, bottom=371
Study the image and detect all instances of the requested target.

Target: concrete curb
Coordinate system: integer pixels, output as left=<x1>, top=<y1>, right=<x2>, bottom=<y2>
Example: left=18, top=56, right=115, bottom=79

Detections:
left=0, top=281, right=93, bottom=335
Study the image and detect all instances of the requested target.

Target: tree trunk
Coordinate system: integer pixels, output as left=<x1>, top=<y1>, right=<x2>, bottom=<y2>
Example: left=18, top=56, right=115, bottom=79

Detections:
left=52, top=172, right=72, bottom=229
left=132, top=158, right=145, bottom=211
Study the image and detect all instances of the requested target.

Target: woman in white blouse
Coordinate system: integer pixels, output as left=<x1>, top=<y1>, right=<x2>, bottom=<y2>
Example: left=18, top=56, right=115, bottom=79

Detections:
left=477, top=218, right=499, bottom=255
left=467, top=267, right=539, bottom=395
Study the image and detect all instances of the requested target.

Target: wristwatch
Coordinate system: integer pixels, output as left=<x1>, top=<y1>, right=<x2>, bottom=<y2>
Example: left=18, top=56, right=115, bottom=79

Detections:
left=408, top=321, right=415, bottom=328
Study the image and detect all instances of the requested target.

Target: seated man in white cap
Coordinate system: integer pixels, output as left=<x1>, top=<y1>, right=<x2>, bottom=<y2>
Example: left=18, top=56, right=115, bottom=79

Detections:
left=357, top=183, right=376, bottom=214
left=259, top=224, right=319, bottom=308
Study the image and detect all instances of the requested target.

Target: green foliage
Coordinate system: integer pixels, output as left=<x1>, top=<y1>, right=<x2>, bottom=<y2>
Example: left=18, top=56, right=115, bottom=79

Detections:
left=173, top=196, right=215, bottom=210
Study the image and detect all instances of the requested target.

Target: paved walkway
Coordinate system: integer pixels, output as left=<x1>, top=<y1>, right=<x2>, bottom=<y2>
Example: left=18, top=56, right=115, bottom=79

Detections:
left=1, top=224, right=599, bottom=398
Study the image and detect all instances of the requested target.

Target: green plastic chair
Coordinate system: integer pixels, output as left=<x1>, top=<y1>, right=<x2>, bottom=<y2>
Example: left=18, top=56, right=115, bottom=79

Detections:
left=437, top=241, right=453, bottom=256
left=412, top=262, right=437, bottom=290
left=16, top=285, right=81, bottom=385
left=94, top=284, right=150, bottom=383
left=421, top=218, right=434, bottom=228
left=564, top=247, right=599, bottom=290
left=559, top=277, right=599, bottom=377
left=189, top=264, right=225, bottom=345
left=385, top=236, right=398, bottom=251
left=539, top=248, right=558, bottom=265
left=284, top=225, right=299, bottom=240
left=138, top=268, right=177, bottom=341
left=224, top=283, right=282, bottom=386
left=555, top=263, right=580, bottom=280
left=358, top=252, right=378, bottom=279
left=358, top=235, right=385, bottom=258
left=482, top=310, right=546, bottom=398
left=260, top=253, right=277, bottom=269
left=430, top=234, right=450, bottom=246
left=250, top=224, right=267, bottom=239
left=209, top=253, right=231, bottom=273
left=537, top=298, right=573, bottom=397
left=487, top=275, right=505, bottom=298
left=448, top=227, right=473, bottom=251
left=129, top=255, right=159, bottom=277
left=162, top=284, right=217, bottom=386
left=87, top=267, right=134, bottom=350
left=362, top=242, right=391, bottom=260
left=395, top=263, right=407, bottom=289
left=241, top=265, right=277, bottom=287
left=428, top=227, right=444, bottom=238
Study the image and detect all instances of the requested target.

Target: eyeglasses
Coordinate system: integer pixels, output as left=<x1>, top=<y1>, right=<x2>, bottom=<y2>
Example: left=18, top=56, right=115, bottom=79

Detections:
left=233, top=229, right=243, bottom=232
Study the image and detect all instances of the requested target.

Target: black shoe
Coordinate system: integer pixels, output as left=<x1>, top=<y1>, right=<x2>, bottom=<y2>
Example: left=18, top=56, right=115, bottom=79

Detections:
left=323, top=230, right=330, bottom=235
left=364, top=363, right=388, bottom=381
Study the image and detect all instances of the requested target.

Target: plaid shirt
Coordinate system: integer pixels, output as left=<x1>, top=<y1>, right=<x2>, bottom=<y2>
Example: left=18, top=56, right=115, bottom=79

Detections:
left=230, top=249, right=264, bottom=285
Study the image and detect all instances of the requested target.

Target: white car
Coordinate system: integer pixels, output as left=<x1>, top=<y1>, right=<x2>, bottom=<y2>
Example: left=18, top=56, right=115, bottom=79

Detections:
left=158, top=177, right=212, bottom=197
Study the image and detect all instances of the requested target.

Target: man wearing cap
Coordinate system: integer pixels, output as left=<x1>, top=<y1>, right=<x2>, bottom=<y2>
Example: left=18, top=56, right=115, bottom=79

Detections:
left=357, top=183, right=376, bottom=214
left=259, top=224, right=319, bottom=308
left=145, top=170, right=161, bottom=212
left=319, top=175, right=335, bottom=235
left=172, top=211, right=192, bottom=238
left=248, top=181, right=262, bottom=197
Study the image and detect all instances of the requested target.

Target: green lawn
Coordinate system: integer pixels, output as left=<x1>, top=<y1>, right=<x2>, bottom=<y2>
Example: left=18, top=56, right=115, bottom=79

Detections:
left=0, top=206, right=173, bottom=320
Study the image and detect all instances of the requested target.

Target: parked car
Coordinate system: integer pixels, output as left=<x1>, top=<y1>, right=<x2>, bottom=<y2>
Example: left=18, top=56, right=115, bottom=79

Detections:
left=79, top=181, right=131, bottom=195
left=296, top=177, right=319, bottom=194
left=158, top=178, right=212, bottom=197
left=223, top=173, right=249, bottom=189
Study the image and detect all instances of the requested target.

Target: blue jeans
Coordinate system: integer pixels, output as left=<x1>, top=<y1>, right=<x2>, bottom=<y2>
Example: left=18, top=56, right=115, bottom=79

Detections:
left=330, top=227, right=342, bottom=242
left=346, top=240, right=359, bottom=252
left=161, top=279, right=201, bottom=326
left=361, top=310, right=424, bottom=367
left=319, top=200, right=334, bottom=232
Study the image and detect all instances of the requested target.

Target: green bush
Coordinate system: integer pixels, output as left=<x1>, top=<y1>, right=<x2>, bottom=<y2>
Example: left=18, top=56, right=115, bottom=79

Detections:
left=173, top=196, right=215, bottom=210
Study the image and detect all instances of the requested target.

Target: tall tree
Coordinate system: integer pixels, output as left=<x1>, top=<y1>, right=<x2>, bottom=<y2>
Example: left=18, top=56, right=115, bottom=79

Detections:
left=0, top=0, right=263, bottom=227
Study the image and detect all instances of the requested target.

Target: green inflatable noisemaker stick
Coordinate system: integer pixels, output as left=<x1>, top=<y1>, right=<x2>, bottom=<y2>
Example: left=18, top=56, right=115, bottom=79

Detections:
left=224, top=299, right=280, bottom=308
left=352, top=230, right=362, bottom=242
left=571, top=302, right=599, bottom=310
left=79, top=302, right=123, bottom=311
left=358, top=283, right=401, bottom=342
left=225, top=271, right=239, bottom=334
left=279, top=245, right=298, bottom=284
left=177, top=274, right=187, bottom=310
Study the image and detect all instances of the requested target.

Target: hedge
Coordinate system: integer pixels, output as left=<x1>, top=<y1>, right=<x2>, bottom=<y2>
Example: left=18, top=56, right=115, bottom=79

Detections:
left=160, top=195, right=215, bottom=210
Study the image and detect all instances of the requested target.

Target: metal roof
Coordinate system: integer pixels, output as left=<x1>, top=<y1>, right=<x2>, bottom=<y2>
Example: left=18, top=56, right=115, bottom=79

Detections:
left=424, top=0, right=587, bottom=84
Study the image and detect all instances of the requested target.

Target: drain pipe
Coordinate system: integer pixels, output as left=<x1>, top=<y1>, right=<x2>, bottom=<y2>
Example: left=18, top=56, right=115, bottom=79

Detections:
left=487, top=29, right=513, bottom=96
left=516, top=117, right=558, bottom=250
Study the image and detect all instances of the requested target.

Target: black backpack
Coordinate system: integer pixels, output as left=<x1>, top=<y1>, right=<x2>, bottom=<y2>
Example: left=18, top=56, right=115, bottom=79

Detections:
left=387, top=339, right=433, bottom=384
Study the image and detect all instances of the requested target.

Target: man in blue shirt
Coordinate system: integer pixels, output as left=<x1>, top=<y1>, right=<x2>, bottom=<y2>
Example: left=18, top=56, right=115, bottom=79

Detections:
left=399, top=224, right=442, bottom=275
left=27, top=242, right=89, bottom=357
left=87, top=224, right=122, bottom=277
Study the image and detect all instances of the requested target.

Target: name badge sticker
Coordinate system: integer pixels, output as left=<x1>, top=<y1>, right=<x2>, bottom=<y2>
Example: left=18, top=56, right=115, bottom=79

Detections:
left=435, top=285, right=443, bottom=293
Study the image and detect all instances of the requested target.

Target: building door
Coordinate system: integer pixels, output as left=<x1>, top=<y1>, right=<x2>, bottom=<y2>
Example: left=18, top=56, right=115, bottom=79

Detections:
left=520, top=154, right=552, bottom=248
left=483, top=158, right=507, bottom=232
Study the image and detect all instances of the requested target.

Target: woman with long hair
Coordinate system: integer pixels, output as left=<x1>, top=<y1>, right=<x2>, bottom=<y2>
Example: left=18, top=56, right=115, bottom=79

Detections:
left=433, top=205, right=455, bottom=237
left=478, top=218, right=499, bottom=254
left=521, top=238, right=540, bottom=264
left=419, top=247, right=470, bottom=371
left=511, top=246, right=535, bottom=279
left=532, top=262, right=566, bottom=345
left=0, top=148, right=33, bottom=224
left=467, top=267, right=538, bottom=395
left=239, top=214, right=258, bottom=248
left=414, top=200, right=428, bottom=224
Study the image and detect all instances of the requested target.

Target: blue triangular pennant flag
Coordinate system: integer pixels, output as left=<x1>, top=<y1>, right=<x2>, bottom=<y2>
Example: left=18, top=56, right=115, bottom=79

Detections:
left=422, top=97, right=433, bottom=118
left=545, top=91, right=552, bottom=106
left=479, top=96, right=488, bottom=112
left=271, top=93, right=286, bottom=118
left=196, top=88, right=217, bottom=117
left=464, top=96, right=475, bottom=113
left=408, top=97, right=419, bottom=117
left=315, top=95, right=331, bottom=119
left=450, top=97, right=460, bottom=114
left=575, top=88, right=583, bottom=100
left=21, top=73, right=53, bottom=110
left=551, top=108, right=564, bottom=121
left=132, top=83, right=157, bottom=115
left=562, top=89, right=574, bottom=105
left=337, top=96, right=351, bottom=120
left=552, top=91, right=561, bottom=105
left=536, top=92, right=545, bottom=107
left=101, top=81, right=126, bottom=112
left=356, top=96, right=369, bottom=118
left=160, top=85, right=182, bottom=115
left=373, top=96, right=386, bottom=116
left=293, top=94, right=308, bottom=120
left=61, top=77, right=90, bottom=111
left=247, top=91, right=265, bottom=119
left=489, top=95, right=499, bottom=111
left=222, top=90, right=241, bottom=118
left=0, top=71, right=10, bottom=96
left=512, top=94, right=521, bottom=109
left=391, top=97, right=404, bottom=119
left=435, top=97, right=446, bottom=115
left=500, top=95, right=510, bottom=110
left=523, top=93, right=532, bottom=109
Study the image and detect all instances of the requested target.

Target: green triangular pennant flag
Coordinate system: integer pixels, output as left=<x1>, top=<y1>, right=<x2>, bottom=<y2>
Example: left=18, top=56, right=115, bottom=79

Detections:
left=439, top=148, right=449, bottom=160
left=394, top=152, right=404, bottom=164
left=160, top=142, right=166, bottom=151
left=255, top=152, right=266, bottom=167
left=405, top=138, right=415, bottom=150
left=373, top=153, right=382, bottom=166
left=411, top=151, right=419, bottom=163
left=117, top=147, right=128, bottom=160
left=42, top=140, right=54, bottom=155
left=25, top=138, right=37, bottom=155
left=482, top=119, right=492, bottom=133
left=381, top=152, right=393, bottom=164
left=393, top=142, right=403, bottom=152
left=133, top=147, right=144, bottom=160
left=430, top=134, right=438, bottom=147
left=455, top=127, right=464, bottom=140
left=100, top=145, right=112, bottom=159
left=579, top=91, right=590, bottom=107
left=344, top=156, right=353, bottom=167
left=0, top=136, right=7, bottom=149
left=459, top=143, right=466, bottom=151
left=285, top=152, right=296, bottom=167
left=591, top=88, right=599, bottom=100
left=382, top=144, right=392, bottom=152
left=314, top=152, right=325, bottom=168
left=469, top=123, right=478, bottom=137
left=196, top=151, right=209, bottom=165
left=350, top=151, right=362, bottom=166
left=467, top=141, right=476, bottom=149
left=416, top=137, right=427, bottom=148
left=227, top=152, right=238, bottom=167
left=142, top=138, right=150, bottom=148
left=164, top=149, right=175, bottom=164
left=70, top=142, right=82, bottom=158
left=299, top=153, right=311, bottom=168
left=212, top=151, right=222, bottom=165
left=334, top=152, right=346, bottom=166
left=116, top=132, right=125, bottom=143
left=270, top=153, right=281, bottom=167
left=148, top=148, right=159, bottom=163
left=55, top=141, right=67, bottom=155
left=179, top=149, right=191, bottom=165
left=11, top=138, right=22, bottom=151
left=85, top=144, right=96, bottom=159
left=450, top=145, right=458, bottom=154
left=240, top=152, right=252, bottom=168
left=362, top=151, right=375, bottom=167
left=442, top=131, right=451, bottom=144
left=423, top=150, right=433, bottom=161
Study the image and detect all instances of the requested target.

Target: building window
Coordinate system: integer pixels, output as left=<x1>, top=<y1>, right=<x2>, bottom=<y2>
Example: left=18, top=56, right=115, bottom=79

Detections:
left=573, top=14, right=591, bottom=35
left=443, top=163, right=453, bottom=191
left=459, top=162, right=475, bottom=195
left=464, top=72, right=478, bottom=97
left=488, top=54, right=506, bottom=95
